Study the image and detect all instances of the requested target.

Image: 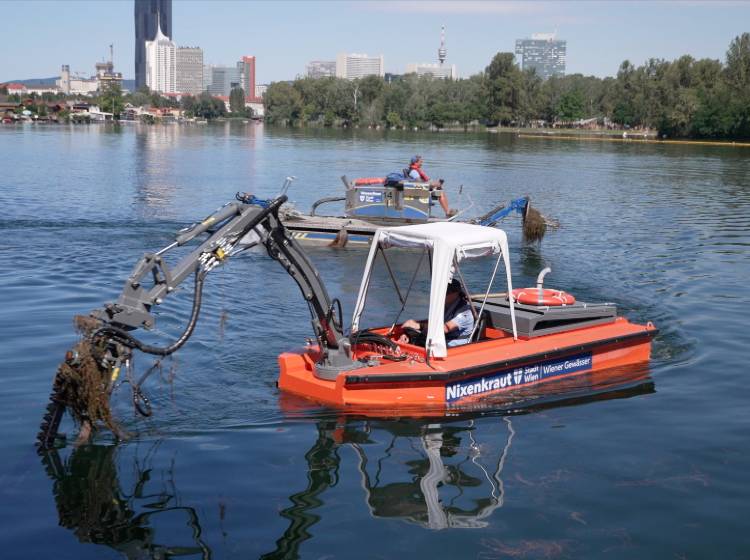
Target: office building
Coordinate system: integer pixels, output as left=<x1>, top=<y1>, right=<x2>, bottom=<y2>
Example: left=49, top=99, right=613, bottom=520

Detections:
left=515, top=33, right=566, bottom=79
left=134, top=0, right=172, bottom=90
left=144, top=19, right=176, bottom=93
left=335, top=53, right=384, bottom=80
left=306, top=60, right=336, bottom=79
left=176, top=47, right=203, bottom=95
left=208, top=65, right=241, bottom=97
left=405, top=63, right=456, bottom=79
left=202, top=65, right=214, bottom=93
left=237, top=56, right=257, bottom=100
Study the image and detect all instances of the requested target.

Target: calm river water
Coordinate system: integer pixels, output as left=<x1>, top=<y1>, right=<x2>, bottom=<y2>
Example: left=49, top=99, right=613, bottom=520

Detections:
left=0, top=123, right=748, bottom=559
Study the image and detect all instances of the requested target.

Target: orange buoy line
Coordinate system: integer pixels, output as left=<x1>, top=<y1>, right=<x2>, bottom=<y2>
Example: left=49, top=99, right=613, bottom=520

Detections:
left=517, top=133, right=750, bottom=148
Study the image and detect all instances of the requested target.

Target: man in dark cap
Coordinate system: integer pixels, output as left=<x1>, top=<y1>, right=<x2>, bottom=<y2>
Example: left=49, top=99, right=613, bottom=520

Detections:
left=398, top=278, right=474, bottom=347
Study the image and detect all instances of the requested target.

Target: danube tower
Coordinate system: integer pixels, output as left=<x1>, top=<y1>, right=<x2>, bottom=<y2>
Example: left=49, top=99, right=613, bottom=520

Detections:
left=438, top=25, right=447, bottom=66
left=134, top=0, right=172, bottom=90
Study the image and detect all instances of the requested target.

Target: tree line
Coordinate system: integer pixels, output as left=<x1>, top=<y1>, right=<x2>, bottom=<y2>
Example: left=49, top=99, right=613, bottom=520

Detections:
left=264, top=33, right=750, bottom=139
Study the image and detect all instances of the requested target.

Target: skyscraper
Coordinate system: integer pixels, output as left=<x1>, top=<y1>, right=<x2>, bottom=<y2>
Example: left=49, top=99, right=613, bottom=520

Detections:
left=134, top=0, right=172, bottom=90
left=144, top=20, right=176, bottom=93
left=514, top=33, right=566, bottom=79
left=237, top=56, right=256, bottom=100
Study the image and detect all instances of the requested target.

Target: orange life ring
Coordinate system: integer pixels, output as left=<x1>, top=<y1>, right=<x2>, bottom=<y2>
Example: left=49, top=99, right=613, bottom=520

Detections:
left=511, top=288, right=576, bottom=306
left=353, top=177, right=385, bottom=186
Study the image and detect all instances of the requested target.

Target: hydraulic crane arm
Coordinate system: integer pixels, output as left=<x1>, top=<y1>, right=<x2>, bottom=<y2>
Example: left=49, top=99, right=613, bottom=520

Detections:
left=37, top=194, right=355, bottom=448
left=95, top=194, right=348, bottom=354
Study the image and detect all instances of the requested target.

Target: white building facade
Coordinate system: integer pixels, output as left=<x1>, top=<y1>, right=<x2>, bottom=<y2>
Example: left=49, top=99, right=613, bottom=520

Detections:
left=335, top=53, right=384, bottom=80
left=145, top=20, right=176, bottom=93
left=405, top=63, right=457, bottom=79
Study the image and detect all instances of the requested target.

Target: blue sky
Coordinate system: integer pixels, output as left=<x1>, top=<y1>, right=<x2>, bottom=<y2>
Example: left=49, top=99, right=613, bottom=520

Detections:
left=2, top=0, right=748, bottom=83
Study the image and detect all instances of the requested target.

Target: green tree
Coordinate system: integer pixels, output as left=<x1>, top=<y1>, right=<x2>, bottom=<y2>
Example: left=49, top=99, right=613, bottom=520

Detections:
left=181, top=94, right=196, bottom=116
left=724, top=33, right=750, bottom=138
left=229, top=87, right=246, bottom=114
left=98, top=83, right=124, bottom=118
left=385, top=110, right=403, bottom=128
left=556, top=89, right=585, bottom=121
left=725, top=32, right=750, bottom=91
left=193, top=92, right=226, bottom=120
left=264, top=81, right=303, bottom=124
left=483, top=52, right=524, bottom=125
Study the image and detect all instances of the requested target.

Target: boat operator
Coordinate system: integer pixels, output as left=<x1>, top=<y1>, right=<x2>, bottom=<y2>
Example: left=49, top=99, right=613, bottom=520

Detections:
left=408, top=155, right=456, bottom=217
left=397, top=279, right=474, bottom=347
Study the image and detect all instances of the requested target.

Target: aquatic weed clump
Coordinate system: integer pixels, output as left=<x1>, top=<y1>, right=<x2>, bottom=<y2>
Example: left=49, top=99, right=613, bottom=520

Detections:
left=52, top=316, right=126, bottom=442
left=523, top=206, right=547, bottom=243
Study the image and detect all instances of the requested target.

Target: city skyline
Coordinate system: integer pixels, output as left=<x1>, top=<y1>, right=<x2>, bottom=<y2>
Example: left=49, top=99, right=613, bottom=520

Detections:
left=1, top=1, right=749, bottom=83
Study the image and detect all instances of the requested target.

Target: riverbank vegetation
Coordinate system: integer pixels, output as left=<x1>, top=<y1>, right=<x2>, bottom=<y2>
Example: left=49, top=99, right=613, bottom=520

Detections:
left=264, top=33, right=750, bottom=140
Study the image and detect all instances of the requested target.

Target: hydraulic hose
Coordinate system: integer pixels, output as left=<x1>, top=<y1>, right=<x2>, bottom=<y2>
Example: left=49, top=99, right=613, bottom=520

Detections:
left=93, top=269, right=208, bottom=357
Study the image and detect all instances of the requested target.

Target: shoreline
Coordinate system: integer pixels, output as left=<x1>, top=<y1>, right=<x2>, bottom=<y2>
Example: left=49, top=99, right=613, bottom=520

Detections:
left=3, top=119, right=749, bottom=147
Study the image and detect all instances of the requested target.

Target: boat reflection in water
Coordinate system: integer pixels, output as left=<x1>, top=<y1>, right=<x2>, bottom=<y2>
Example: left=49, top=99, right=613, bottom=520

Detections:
left=39, top=366, right=652, bottom=559
left=264, top=365, right=654, bottom=558
left=39, top=443, right=211, bottom=560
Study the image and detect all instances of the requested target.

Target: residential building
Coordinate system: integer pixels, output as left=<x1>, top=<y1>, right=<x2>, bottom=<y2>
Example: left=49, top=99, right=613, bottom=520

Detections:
left=335, top=53, right=384, bottom=80
left=254, top=84, right=268, bottom=99
left=176, top=47, right=203, bottom=95
left=2, top=83, right=28, bottom=95
left=134, top=0, right=172, bottom=90
left=405, top=63, right=457, bottom=79
left=306, top=60, right=336, bottom=79
left=144, top=18, right=176, bottom=93
left=515, top=33, right=566, bottom=79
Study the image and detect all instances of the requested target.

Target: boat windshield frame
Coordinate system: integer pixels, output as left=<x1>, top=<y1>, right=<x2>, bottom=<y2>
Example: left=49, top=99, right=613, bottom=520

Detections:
left=351, top=223, right=518, bottom=358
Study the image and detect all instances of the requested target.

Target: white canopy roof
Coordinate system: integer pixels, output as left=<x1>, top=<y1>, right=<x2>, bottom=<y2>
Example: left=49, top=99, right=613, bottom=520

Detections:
left=351, top=222, right=517, bottom=358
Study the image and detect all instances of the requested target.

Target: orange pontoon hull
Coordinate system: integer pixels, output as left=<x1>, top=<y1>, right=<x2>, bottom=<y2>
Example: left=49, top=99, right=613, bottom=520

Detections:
left=278, top=317, right=656, bottom=411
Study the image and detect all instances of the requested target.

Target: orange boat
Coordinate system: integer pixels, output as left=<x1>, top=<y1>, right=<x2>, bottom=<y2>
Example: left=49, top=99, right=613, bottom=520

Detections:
left=38, top=196, right=656, bottom=447
left=278, top=220, right=656, bottom=411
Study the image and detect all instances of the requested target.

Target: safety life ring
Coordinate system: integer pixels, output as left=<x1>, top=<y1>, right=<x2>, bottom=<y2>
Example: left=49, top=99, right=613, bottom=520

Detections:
left=353, top=177, right=385, bottom=186
left=511, top=288, right=576, bottom=306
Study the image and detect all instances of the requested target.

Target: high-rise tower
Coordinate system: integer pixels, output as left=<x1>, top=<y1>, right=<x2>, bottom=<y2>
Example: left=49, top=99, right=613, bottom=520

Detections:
left=438, top=25, right=447, bottom=66
left=134, top=0, right=172, bottom=90
left=515, top=33, right=566, bottom=79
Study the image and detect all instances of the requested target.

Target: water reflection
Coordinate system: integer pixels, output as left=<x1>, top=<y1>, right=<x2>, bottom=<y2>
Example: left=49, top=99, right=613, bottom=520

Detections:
left=265, top=368, right=654, bottom=557
left=40, top=444, right=211, bottom=559
left=132, top=126, right=181, bottom=217
left=39, top=368, right=652, bottom=560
